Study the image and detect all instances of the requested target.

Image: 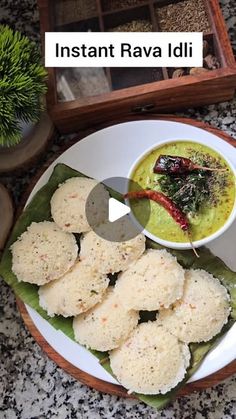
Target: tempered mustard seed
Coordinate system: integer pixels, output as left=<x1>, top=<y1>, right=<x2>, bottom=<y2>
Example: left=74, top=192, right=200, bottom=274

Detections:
left=156, top=0, right=211, bottom=32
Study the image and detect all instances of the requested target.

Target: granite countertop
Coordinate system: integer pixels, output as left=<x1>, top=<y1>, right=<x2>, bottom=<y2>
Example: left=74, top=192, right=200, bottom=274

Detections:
left=0, top=1, right=236, bottom=418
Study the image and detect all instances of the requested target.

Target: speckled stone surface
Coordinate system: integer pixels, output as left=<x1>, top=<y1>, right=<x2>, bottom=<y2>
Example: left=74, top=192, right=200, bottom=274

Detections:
left=0, top=1, right=236, bottom=418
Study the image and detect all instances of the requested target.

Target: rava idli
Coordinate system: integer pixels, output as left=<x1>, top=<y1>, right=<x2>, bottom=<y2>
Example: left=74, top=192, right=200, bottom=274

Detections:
left=79, top=220, right=145, bottom=275
left=11, top=221, right=78, bottom=285
left=110, top=321, right=190, bottom=395
left=51, top=177, right=109, bottom=233
left=159, top=269, right=230, bottom=343
left=39, top=260, right=109, bottom=317
left=114, top=249, right=185, bottom=311
left=73, top=287, right=139, bottom=351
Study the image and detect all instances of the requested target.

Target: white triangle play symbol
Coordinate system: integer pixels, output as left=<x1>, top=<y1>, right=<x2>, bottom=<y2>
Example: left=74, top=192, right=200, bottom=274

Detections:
left=108, top=198, right=130, bottom=223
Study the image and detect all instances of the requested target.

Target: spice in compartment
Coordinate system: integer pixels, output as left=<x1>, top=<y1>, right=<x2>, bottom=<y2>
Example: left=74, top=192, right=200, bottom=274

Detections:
left=172, top=69, right=185, bottom=78
left=189, top=68, right=209, bottom=76
left=156, top=0, right=211, bottom=32
left=170, top=39, right=221, bottom=78
left=57, top=68, right=111, bottom=101
left=111, top=68, right=163, bottom=90
left=109, top=19, right=152, bottom=32
left=204, top=54, right=221, bottom=70
left=102, top=0, right=146, bottom=11
left=203, top=40, right=209, bottom=58
left=55, top=0, right=97, bottom=26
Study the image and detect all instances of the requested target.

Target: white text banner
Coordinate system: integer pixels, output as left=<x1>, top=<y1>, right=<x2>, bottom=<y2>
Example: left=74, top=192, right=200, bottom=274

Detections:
left=45, top=32, right=203, bottom=68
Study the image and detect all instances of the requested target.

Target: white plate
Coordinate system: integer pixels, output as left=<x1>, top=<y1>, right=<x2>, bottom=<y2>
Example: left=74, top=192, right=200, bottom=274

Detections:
left=25, top=120, right=236, bottom=385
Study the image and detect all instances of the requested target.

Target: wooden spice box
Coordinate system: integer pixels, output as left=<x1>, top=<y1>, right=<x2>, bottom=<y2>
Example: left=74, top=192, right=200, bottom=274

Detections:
left=38, top=0, right=236, bottom=133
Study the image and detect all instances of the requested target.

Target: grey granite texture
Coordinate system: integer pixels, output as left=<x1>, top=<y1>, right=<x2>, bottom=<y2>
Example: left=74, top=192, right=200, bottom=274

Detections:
left=0, top=1, right=236, bottom=418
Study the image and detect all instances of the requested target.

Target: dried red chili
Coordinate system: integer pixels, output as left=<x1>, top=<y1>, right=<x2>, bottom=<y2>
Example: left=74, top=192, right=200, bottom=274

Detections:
left=125, top=189, right=199, bottom=257
left=153, top=155, right=225, bottom=174
left=124, top=190, right=189, bottom=231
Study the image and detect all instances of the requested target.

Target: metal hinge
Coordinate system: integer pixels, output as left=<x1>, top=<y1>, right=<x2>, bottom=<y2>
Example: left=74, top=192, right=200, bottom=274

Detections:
left=132, top=103, right=155, bottom=113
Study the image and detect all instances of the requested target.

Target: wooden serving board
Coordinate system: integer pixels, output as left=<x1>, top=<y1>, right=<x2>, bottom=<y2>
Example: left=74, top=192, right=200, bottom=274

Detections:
left=0, top=184, right=14, bottom=251
left=16, top=115, right=236, bottom=399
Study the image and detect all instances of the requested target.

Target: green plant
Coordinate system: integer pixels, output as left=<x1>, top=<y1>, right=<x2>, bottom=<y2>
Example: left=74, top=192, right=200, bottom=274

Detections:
left=0, top=25, right=47, bottom=147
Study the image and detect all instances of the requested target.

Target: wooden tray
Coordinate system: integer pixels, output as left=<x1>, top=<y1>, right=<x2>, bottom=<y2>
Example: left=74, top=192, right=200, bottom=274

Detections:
left=15, top=115, right=236, bottom=399
left=37, top=0, right=236, bottom=133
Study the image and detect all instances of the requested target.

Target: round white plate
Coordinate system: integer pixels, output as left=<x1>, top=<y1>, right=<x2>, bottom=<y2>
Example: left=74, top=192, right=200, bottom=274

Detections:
left=25, top=120, right=236, bottom=385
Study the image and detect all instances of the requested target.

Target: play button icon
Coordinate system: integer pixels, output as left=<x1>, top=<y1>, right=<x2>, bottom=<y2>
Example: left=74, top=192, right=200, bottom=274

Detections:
left=85, top=176, right=150, bottom=242
left=108, top=198, right=130, bottom=222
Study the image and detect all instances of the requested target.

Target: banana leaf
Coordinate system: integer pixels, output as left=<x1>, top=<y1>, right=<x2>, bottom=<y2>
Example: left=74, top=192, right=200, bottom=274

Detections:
left=0, top=163, right=235, bottom=409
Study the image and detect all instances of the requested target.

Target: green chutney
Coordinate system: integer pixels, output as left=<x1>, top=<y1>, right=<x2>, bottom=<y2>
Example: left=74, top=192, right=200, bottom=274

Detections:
left=130, top=141, right=236, bottom=243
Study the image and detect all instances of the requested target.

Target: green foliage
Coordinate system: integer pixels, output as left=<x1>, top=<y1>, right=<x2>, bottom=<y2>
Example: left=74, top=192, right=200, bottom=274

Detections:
left=0, top=25, right=47, bottom=146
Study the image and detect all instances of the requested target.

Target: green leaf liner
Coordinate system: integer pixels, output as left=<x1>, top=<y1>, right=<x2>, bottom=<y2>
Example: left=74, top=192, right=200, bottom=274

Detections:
left=0, top=163, right=235, bottom=409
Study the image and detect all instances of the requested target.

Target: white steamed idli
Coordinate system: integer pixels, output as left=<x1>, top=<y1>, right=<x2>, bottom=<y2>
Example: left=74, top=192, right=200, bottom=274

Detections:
left=159, top=269, right=230, bottom=343
left=79, top=219, right=146, bottom=274
left=73, top=287, right=139, bottom=351
left=50, top=177, right=109, bottom=233
left=114, top=249, right=185, bottom=310
left=11, top=221, right=78, bottom=285
left=38, top=260, right=109, bottom=317
left=110, top=321, right=190, bottom=395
